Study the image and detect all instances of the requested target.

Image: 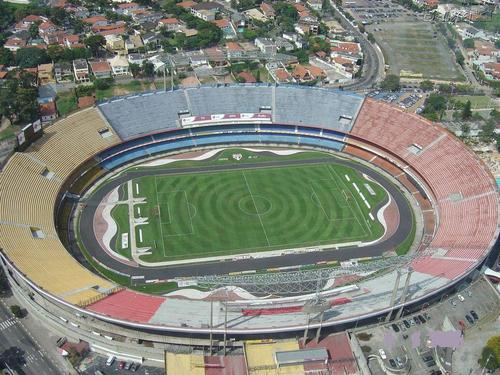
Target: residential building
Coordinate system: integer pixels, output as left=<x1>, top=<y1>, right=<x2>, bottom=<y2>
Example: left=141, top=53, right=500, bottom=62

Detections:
left=89, top=60, right=112, bottom=78
left=177, top=0, right=197, bottom=10
left=114, top=2, right=140, bottom=14
left=54, top=62, right=73, bottom=82
left=291, top=64, right=326, bottom=82
left=107, top=55, right=130, bottom=76
left=158, top=18, right=183, bottom=31
left=39, top=101, right=57, bottom=124
left=4, top=37, right=26, bottom=52
left=255, top=38, right=277, bottom=54
left=63, top=34, right=82, bottom=48
left=38, top=21, right=57, bottom=36
left=307, top=0, right=323, bottom=11
left=83, top=16, right=108, bottom=28
left=125, top=35, right=144, bottom=53
left=127, top=53, right=147, bottom=66
left=213, top=19, right=236, bottom=38
left=260, top=3, right=275, bottom=19
left=191, top=2, right=221, bottom=21
left=275, top=37, right=295, bottom=52
left=245, top=8, right=268, bottom=22
left=73, top=59, right=90, bottom=82
left=105, top=34, right=126, bottom=53
left=37, top=63, right=55, bottom=85
left=482, top=62, right=500, bottom=80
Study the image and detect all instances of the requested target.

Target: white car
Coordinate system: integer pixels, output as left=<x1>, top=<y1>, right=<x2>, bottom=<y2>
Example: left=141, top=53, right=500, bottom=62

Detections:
left=379, top=349, right=387, bottom=360
left=457, top=294, right=465, bottom=302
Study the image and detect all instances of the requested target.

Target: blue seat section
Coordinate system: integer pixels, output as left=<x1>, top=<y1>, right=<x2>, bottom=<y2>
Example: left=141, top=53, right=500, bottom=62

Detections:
left=297, top=126, right=322, bottom=135
left=260, top=124, right=296, bottom=133
left=273, top=86, right=363, bottom=132
left=322, top=128, right=347, bottom=139
left=300, top=136, right=344, bottom=151
left=98, top=90, right=188, bottom=140
left=101, top=148, right=148, bottom=170
left=144, top=138, right=195, bottom=154
left=194, top=134, right=259, bottom=146
left=152, top=128, right=191, bottom=141
left=191, top=124, right=257, bottom=134
left=186, top=86, right=272, bottom=115
left=259, top=134, right=300, bottom=144
left=99, top=136, right=153, bottom=160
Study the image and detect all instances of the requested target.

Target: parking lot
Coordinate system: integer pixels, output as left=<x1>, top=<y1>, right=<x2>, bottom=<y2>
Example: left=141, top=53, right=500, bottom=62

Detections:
left=79, top=352, right=164, bottom=375
left=343, top=0, right=415, bottom=25
left=356, top=277, right=500, bottom=375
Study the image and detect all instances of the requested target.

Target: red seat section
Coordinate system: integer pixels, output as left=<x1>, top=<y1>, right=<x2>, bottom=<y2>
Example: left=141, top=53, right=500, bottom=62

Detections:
left=87, top=289, right=165, bottom=323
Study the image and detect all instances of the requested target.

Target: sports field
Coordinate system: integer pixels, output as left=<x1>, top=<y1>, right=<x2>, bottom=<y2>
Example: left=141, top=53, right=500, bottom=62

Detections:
left=109, top=150, right=388, bottom=263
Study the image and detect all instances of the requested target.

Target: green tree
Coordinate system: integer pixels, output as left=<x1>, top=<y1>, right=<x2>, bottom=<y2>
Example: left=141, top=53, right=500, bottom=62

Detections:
left=463, top=38, right=475, bottom=48
left=367, top=33, right=375, bottom=43
left=47, top=44, right=65, bottom=62
left=461, top=100, right=472, bottom=119
left=420, top=80, right=434, bottom=91
left=0, top=47, right=14, bottom=66
left=129, top=63, right=141, bottom=78
left=478, top=336, right=500, bottom=371
left=15, top=47, right=49, bottom=68
left=422, top=93, right=447, bottom=120
left=495, top=39, right=500, bottom=49
left=380, top=74, right=400, bottom=91
left=84, top=35, right=105, bottom=57
left=94, top=78, right=113, bottom=90
left=142, top=60, right=154, bottom=77
left=10, top=305, right=22, bottom=318
left=255, top=69, right=261, bottom=82
left=455, top=50, right=464, bottom=66
left=28, top=21, right=41, bottom=39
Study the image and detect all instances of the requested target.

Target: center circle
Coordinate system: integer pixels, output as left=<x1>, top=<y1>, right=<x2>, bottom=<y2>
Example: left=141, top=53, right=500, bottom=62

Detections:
left=238, top=195, right=272, bottom=216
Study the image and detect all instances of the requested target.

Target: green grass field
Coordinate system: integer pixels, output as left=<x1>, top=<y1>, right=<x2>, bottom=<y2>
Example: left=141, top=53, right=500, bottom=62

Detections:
left=110, top=152, right=388, bottom=263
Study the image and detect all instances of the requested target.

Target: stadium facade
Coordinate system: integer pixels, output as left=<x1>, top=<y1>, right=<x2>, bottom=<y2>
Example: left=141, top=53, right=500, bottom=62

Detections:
left=0, top=85, right=498, bottom=361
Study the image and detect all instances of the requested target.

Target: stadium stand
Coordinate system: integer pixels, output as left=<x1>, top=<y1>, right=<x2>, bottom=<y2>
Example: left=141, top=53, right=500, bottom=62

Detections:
left=274, top=86, right=363, bottom=131
left=98, top=90, right=188, bottom=140
left=186, top=85, right=272, bottom=115
left=0, top=108, right=119, bottom=306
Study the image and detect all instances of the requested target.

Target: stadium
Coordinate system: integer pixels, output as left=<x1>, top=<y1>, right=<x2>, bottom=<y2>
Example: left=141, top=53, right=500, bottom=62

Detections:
left=0, top=84, right=499, bottom=367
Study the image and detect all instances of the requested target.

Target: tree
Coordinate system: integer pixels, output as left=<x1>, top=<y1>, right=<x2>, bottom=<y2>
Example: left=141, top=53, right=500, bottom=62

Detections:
left=461, top=100, right=472, bottom=119
left=47, top=44, right=65, bottom=62
left=15, top=47, right=49, bottom=68
left=496, top=39, right=500, bottom=49
left=478, top=336, right=500, bottom=371
left=420, top=80, right=434, bottom=91
left=10, top=305, right=23, bottom=318
left=0, top=47, right=14, bottom=66
left=367, top=33, right=375, bottom=43
left=255, top=69, right=261, bottom=83
left=422, top=93, right=446, bottom=121
left=142, top=60, right=155, bottom=77
left=94, top=78, right=113, bottom=90
left=28, top=21, right=41, bottom=39
left=129, top=63, right=140, bottom=78
left=84, top=35, right=105, bottom=57
left=455, top=50, right=464, bottom=66
left=463, top=38, right=475, bottom=48
left=380, top=74, right=400, bottom=91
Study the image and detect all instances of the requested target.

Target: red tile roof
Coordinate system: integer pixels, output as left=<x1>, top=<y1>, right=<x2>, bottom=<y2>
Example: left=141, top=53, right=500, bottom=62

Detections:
left=213, top=19, right=230, bottom=28
left=39, top=101, right=57, bottom=117
left=89, top=60, right=112, bottom=73
left=159, top=17, right=180, bottom=24
left=237, top=71, right=256, bottom=83
left=177, top=0, right=197, bottom=8
left=226, top=41, right=243, bottom=51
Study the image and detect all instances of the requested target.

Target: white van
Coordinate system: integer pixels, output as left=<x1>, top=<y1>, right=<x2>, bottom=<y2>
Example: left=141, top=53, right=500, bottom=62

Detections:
left=105, top=355, right=115, bottom=366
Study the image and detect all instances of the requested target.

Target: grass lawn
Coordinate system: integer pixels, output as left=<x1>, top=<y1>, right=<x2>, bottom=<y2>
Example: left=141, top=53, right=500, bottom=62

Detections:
left=56, top=92, right=78, bottom=116
left=473, top=12, right=500, bottom=33
left=0, top=124, right=19, bottom=141
left=114, top=159, right=387, bottom=263
left=452, top=95, right=497, bottom=110
left=96, top=80, right=155, bottom=100
left=110, top=204, right=131, bottom=259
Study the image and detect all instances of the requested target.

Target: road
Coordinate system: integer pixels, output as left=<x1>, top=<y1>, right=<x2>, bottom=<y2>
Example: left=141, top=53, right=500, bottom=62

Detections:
left=0, top=298, right=62, bottom=375
left=75, top=156, right=413, bottom=280
left=329, top=2, right=384, bottom=91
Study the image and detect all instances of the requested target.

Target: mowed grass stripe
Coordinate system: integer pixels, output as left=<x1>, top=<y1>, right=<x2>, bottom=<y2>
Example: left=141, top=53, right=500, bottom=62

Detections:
left=125, top=163, right=386, bottom=262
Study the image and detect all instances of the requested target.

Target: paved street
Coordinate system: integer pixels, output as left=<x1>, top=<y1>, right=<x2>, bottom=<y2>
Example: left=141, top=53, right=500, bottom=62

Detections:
left=0, top=296, right=68, bottom=374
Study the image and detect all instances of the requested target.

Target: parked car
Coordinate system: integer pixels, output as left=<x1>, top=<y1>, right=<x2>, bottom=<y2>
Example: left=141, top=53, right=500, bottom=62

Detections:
left=403, top=320, right=411, bottom=328
left=470, top=310, right=479, bottom=320
left=105, top=355, right=115, bottom=367
left=391, top=324, right=400, bottom=333
left=466, top=290, right=472, bottom=297
left=426, top=360, right=436, bottom=367
left=414, top=317, right=421, bottom=325
left=379, top=349, right=387, bottom=360
left=410, top=319, right=416, bottom=326
left=457, top=294, right=465, bottom=302
left=396, top=357, right=405, bottom=367
left=423, top=312, right=431, bottom=320
left=389, top=358, right=397, bottom=367
left=131, top=363, right=139, bottom=372
left=450, top=299, right=457, bottom=307
left=465, top=314, right=474, bottom=324
left=124, top=362, right=132, bottom=370
left=118, top=361, right=125, bottom=369
left=430, top=370, right=443, bottom=375
left=422, top=355, right=433, bottom=363
left=418, top=314, right=426, bottom=323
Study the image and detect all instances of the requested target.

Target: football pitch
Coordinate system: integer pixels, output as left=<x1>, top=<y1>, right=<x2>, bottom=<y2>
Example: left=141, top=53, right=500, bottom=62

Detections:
left=111, top=158, right=388, bottom=263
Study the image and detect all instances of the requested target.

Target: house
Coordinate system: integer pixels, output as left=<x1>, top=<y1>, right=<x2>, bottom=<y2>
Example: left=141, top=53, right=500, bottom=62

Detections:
left=105, top=34, right=126, bottom=53
left=89, top=60, right=112, bottom=78
left=307, top=0, right=323, bottom=11
left=158, top=18, right=183, bottom=31
left=38, top=21, right=57, bottom=36
left=260, top=3, right=275, bottom=19
left=275, top=37, right=295, bottom=52
left=330, top=41, right=362, bottom=58
left=107, top=55, right=130, bottom=76
left=283, top=32, right=305, bottom=49
left=127, top=53, right=146, bottom=66
left=292, top=64, right=326, bottom=82
left=298, top=15, right=319, bottom=34
left=181, top=75, right=201, bottom=88
left=39, top=101, right=58, bottom=124
left=83, top=16, right=108, bottom=27
left=37, top=63, right=55, bottom=85
left=177, top=0, right=197, bottom=10
left=482, top=62, right=500, bottom=80
left=73, top=59, right=90, bottom=82
left=15, top=15, right=48, bottom=32
left=114, top=2, right=140, bottom=14
left=245, top=8, right=268, bottom=22
left=237, top=71, right=256, bottom=83
left=213, top=19, right=236, bottom=38
left=275, top=68, right=294, bottom=83
left=63, top=34, right=81, bottom=48
left=191, top=2, right=221, bottom=21
left=293, top=3, right=310, bottom=17
left=130, top=10, right=163, bottom=24
left=54, top=62, right=73, bottom=82
left=125, top=34, right=144, bottom=52
left=255, top=38, right=277, bottom=54
left=142, top=33, right=164, bottom=49
left=4, top=37, right=27, bottom=52
left=331, top=55, right=356, bottom=78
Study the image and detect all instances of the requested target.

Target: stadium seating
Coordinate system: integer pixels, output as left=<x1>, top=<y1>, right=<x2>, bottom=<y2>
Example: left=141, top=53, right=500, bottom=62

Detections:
left=99, top=90, right=187, bottom=140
